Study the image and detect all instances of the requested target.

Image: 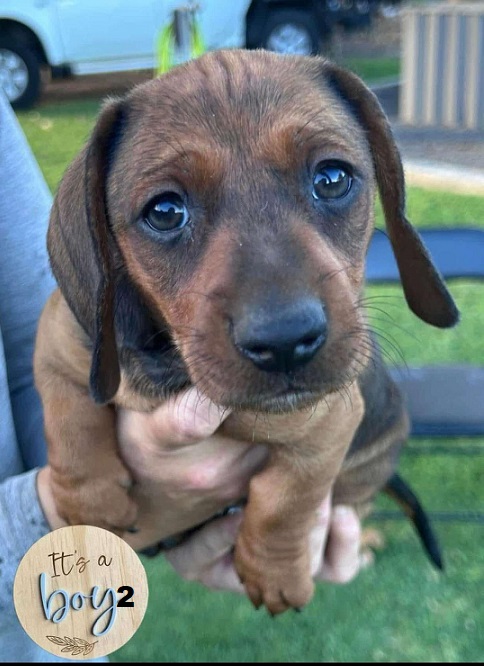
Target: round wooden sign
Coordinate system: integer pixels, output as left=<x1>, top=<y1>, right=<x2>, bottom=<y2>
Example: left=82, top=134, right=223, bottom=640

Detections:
left=13, top=525, right=149, bottom=659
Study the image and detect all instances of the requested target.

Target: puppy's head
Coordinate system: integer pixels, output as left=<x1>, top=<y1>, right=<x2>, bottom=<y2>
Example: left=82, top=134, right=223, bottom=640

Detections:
left=48, top=50, right=458, bottom=410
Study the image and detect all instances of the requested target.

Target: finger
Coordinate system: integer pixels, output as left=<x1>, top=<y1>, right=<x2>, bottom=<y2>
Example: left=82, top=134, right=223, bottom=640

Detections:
left=309, top=495, right=332, bottom=576
left=214, top=443, right=268, bottom=495
left=164, top=512, right=245, bottom=594
left=317, top=505, right=362, bottom=584
left=148, top=387, right=232, bottom=447
left=197, top=548, right=246, bottom=595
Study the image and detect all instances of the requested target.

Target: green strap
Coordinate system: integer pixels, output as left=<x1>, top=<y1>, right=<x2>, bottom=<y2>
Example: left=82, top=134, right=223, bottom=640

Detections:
left=155, top=14, right=205, bottom=75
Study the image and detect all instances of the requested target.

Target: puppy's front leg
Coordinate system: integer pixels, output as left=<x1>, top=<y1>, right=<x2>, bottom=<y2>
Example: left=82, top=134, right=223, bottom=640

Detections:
left=226, top=383, right=364, bottom=615
left=34, top=291, right=137, bottom=532
left=40, top=376, right=137, bottom=531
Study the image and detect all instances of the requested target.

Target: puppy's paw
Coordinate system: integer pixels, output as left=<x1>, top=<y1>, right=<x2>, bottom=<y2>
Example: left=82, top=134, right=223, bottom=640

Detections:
left=51, top=460, right=138, bottom=534
left=234, top=532, right=314, bottom=616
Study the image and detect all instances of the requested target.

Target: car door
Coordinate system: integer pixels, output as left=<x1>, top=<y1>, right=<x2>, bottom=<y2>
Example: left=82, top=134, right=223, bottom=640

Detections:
left=54, top=0, right=160, bottom=72
left=164, top=0, right=252, bottom=51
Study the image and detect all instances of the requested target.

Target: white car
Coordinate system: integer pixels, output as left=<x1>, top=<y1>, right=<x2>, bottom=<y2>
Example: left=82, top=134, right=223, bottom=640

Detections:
left=0, top=0, right=372, bottom=108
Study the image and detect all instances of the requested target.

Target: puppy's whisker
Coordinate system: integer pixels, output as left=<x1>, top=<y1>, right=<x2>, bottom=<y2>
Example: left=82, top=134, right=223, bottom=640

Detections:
left=358, top=334, right=404, bottom=369
left=344, top=318, right=406, bottom=368
left=357, top=303, right=395, bottom=320
left=252, top=410, right=262, bottom=442
left=357, top=294, right=402, bottom=305
left=173, top=322, right=208, bottom=336
left=341, top=328, right=394, bottom=371
left=336, top=381, right=353, bottom=410
left=182, top=355, right=217, bottom=375
left=186, top=359, right=227, bottom=395
left=364, top=314, right=420, bottom=344
left=142, top=322, right=206, bottom=349
left=366, top=326, right=407, bottom=368
left=142, top=330, right=174, bottom=348
left=182, top=290, right=226, bottom=303
left=318, top=264, right=352, bottom=285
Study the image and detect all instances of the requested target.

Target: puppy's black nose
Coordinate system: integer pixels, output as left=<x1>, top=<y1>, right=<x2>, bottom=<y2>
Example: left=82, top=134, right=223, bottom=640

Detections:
left=234, top=299, right=327, bottom=373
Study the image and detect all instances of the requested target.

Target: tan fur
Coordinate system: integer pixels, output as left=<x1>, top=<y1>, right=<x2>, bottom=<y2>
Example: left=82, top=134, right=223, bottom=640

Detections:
left=35, top=50, right=458, bottom=615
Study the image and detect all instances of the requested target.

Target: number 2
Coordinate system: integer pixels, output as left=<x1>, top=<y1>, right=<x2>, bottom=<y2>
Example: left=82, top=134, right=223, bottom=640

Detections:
left=117, top=586, right=134, bottom=607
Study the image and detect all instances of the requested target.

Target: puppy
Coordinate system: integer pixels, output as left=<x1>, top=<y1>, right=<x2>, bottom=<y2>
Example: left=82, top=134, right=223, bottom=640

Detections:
left=34, top=50, right=458, bottom=615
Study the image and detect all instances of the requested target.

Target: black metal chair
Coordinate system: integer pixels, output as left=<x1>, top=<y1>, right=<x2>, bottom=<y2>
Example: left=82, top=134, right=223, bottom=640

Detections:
left=366, top=227, right=484, bottom=527
left=367, top=227, right=484, bottom=437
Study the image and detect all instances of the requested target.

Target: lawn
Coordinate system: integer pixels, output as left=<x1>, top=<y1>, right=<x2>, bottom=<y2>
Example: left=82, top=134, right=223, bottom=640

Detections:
left=342, top=56, right=400, bottom=84
left=16, top=85, right=483, bottom=663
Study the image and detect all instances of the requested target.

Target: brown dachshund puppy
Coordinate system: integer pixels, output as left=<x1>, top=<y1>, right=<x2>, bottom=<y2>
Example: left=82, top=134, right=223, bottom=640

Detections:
left=34, top=50, right=458, bottom=615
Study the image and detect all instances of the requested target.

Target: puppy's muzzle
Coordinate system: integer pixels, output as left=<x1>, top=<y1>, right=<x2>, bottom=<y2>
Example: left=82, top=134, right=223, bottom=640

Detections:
left=233, top=298, right=327, bottom=373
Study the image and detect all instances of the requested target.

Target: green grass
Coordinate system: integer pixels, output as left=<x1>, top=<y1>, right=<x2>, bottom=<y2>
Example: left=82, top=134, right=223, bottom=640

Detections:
left=342, top=56, right=400, bottom=83
left=122, top=523, right=484, bottom=662
left=16, top=98, right=484, bottom=663
left=18, top=100, right=100, bottom=191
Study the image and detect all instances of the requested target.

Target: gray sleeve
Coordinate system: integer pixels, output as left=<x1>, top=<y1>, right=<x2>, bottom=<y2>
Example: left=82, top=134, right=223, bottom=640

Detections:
left=0, top=468, right=50, bottom=609
left=0, top=91, right=55, bottom=470
left=0, top=95, right=52, bottom=605
left=0, top=96, right=108, bottom=664
left=0, top=468, right=107, bottom=663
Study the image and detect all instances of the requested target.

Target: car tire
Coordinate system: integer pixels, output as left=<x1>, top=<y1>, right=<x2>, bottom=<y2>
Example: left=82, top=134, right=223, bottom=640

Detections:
left=259, top=9, right=322, bottom=56
left=0, top=38, right=41, bottom=109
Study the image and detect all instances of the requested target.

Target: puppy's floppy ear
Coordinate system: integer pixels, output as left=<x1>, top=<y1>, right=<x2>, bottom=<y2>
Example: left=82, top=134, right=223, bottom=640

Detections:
left=47, top=99, right=125, bottom=403
left=322, top=62, right=459, bottom=328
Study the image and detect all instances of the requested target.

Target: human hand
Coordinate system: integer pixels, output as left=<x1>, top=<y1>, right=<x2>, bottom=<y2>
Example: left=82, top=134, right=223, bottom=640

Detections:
left=38, top=386, right=366, bottom=593
left=36, top=386, right=267, bottom=547
left=164, top=493, right=369, bottom=593
left=117, top=388, right=268, bottom=551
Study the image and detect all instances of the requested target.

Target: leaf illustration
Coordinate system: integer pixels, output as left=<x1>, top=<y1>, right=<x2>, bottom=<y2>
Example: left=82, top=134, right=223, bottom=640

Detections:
left=46, top=635, right=97, bottom=655
left=46, top=636, right=65, bottom=646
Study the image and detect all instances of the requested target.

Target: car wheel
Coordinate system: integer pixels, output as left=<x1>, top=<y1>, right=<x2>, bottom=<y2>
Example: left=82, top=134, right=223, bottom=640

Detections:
left=260, top=9, right=322, bottom=56
left=0, top=39, right=41, bottom=109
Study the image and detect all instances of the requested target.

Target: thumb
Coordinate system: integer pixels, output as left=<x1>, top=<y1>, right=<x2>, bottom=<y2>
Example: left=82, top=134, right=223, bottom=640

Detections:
left=164, top=512, right=246, bottom=594
left=148, top=387, right=232, bottom=447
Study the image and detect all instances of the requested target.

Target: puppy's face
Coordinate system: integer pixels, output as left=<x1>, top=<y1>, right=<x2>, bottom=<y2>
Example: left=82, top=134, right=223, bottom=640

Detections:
left=49, top=50, right=458, bottom=409
left=108, top=51, right=375, bottom=411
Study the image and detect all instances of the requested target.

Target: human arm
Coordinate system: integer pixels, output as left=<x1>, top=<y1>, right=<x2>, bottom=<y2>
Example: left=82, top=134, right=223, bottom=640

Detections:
left=0, top=91, right=56, bottom=611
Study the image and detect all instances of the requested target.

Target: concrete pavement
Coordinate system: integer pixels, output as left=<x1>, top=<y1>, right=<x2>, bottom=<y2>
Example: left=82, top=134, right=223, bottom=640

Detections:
left=372, top=81, right=484, bottom=196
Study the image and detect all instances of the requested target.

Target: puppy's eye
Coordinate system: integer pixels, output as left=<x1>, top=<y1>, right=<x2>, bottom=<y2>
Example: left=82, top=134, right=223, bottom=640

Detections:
left=144, top=193, right=190, bottom=232
left=312, top=163, right=352, bottom=200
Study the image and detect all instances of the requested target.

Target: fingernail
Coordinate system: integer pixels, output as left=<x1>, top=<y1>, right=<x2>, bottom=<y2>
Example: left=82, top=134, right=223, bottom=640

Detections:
left=333, top=505, right=354, bottom=519
left=225, top=506, right=243, bottom=516
left=359, top=550, right=375, bottom=569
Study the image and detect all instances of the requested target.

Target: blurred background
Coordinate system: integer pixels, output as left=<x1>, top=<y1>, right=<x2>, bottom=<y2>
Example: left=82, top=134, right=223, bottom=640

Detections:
left=1, top=0, right=483, bottom=662
left=1, top=0, right=398, bottom=111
